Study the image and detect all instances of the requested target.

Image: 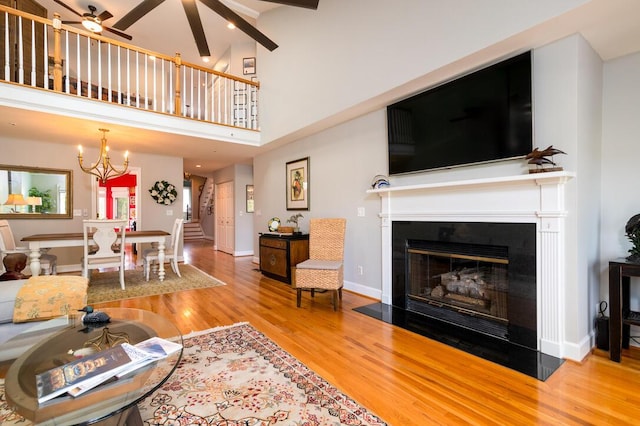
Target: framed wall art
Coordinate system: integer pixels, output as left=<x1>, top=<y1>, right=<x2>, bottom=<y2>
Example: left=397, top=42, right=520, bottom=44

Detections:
left=246, top=185, right=254, bottom=213
left=286, top=157, right=309, bottom=210
left=243, top=57, right=256, bottom=75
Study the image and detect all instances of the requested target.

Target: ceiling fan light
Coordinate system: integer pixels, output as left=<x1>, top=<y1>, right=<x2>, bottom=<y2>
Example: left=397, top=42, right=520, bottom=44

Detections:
left=82, top=18, right=103, bottom=33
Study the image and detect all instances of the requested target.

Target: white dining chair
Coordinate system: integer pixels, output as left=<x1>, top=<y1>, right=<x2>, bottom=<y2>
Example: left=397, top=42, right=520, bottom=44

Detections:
left=82, top=219, right=127, bottom=290
left=0, top=219, right=56, bottom=275
left=143, top=218, right=184, bottom=281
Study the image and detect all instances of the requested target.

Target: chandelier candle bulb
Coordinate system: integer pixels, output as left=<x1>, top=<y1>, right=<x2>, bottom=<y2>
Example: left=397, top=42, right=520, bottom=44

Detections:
left=78, top=129, right=130, bottom=184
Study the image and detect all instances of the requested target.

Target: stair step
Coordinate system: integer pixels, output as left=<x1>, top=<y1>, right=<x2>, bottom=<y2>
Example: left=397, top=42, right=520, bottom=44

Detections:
left=183, top=222, right=205, bottom=240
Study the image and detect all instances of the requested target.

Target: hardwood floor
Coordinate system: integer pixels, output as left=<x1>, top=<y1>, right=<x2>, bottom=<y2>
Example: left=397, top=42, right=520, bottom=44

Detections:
left=95, top=241, right=640, bottom=424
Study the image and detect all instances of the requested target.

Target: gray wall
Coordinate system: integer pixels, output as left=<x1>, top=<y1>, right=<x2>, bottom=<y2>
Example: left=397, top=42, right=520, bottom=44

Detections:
left=253, top=33, right=611, bottom=359
left=1, top=137, right=183, bottom=271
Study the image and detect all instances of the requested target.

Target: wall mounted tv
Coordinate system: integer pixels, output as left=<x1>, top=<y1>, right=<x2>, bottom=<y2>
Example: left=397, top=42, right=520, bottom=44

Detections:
left=387, top=51, right=532, bottom=175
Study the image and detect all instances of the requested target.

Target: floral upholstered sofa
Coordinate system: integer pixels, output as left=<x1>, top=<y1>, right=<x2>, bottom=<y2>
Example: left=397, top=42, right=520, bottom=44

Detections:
left=0, top=276, right=88, bottom=361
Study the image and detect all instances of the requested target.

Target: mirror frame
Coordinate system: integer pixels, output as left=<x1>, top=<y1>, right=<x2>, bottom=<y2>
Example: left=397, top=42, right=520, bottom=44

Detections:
left=0, top=164, right=73, bottom=219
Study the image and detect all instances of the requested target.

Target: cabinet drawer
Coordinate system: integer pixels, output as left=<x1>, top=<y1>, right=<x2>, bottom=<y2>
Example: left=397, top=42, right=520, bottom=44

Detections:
left=260, top=238, right=288, bottom=250
left=260, top=247, right=288, bottom=277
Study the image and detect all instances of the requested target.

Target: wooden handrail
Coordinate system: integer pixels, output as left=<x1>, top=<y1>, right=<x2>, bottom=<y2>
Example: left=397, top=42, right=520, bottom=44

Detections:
left=1, top=4, right=260, bottom=129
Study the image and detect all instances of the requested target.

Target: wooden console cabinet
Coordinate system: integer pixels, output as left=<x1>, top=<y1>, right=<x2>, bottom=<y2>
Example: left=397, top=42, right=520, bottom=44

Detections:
left=259, top=233, right=309, bottom=284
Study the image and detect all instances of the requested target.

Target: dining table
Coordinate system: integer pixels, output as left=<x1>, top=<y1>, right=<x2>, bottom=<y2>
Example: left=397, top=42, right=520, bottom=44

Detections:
left=21, top=230, right=171, bottom=281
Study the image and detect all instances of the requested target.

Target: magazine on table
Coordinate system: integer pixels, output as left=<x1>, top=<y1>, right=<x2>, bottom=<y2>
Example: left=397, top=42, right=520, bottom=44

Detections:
left=36, top=345, right=132, bottom=403
left=36, top=337, right=183, bottom=402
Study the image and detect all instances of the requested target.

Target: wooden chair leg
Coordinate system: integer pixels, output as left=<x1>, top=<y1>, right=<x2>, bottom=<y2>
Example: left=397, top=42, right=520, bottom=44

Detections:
left=332, top=290, right=338, bottom=311
left=296, top=288, right=302, bottom=307
left=311, top=289, right=315, bottom=298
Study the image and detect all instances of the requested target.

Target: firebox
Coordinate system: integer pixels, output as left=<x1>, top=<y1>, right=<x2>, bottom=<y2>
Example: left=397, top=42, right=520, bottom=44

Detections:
left=392, top=221, right=537, bottom=350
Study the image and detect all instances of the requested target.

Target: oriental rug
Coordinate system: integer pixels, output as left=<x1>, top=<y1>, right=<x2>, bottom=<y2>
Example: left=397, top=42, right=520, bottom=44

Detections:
left=0, top=322, right=386, bottom=425
left=86, top=264, right=226, bottom=304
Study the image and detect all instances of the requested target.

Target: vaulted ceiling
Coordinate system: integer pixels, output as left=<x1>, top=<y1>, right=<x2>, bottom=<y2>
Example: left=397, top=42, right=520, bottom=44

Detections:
left=2, top=1, right=640, bottom=175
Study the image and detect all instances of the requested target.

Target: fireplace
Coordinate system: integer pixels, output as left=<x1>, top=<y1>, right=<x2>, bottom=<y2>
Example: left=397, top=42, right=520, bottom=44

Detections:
left=393, top=221, right=537, bottom=350
left=354, top=172, right=575, bottom=379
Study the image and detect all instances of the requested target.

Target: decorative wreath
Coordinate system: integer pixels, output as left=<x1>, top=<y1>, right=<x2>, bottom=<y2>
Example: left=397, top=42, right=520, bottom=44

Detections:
left=149, top=180, right=177, bottom=205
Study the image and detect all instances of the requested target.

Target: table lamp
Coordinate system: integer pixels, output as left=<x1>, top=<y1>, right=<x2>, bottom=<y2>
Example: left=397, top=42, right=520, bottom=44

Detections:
left=26, top=196, right=42, bottom=213
left=3, top=193, right=27, bottom=213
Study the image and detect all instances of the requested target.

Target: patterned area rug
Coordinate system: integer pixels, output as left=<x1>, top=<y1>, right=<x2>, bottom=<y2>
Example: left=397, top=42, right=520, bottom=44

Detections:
left=0, top=323, right=386, bottom=425
left=86, top=264, right=226, bottom=304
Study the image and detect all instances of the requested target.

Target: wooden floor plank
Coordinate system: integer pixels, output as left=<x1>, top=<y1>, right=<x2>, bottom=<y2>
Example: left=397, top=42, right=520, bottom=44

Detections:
left=32, top=241, right=640, bottom=424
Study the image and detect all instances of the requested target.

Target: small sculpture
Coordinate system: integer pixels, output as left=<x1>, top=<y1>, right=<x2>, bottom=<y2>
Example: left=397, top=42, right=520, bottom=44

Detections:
left=79, top=306, right=111, bottom=324
left=526, top=145, right=566, bottom=173
left=371, top=175, right=390, bottom=189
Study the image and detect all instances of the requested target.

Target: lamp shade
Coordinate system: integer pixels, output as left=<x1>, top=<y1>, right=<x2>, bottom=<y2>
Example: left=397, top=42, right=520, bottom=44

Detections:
left=26, top=196, right=42, bottom=206
left=3, top=193, right=27, bottom=205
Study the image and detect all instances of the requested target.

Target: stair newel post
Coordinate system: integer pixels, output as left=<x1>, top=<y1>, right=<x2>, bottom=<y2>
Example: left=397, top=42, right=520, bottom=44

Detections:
left=52, top=13, right=62, bottom=92
left=174, top=53, right=182, bottom=116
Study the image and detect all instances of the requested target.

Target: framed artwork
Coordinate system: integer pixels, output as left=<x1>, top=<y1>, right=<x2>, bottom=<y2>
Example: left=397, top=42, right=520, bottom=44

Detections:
left=285, top=157, right=309, bottom=210
left=243, top=57, right=256, bottom=75
left=246, top=185, right=254, bottom=213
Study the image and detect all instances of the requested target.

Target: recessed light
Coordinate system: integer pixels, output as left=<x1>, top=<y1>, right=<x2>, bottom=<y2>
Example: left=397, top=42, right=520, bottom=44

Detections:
left=202, top=57, right=210, bottom=63
left=227, top=22, right=236, bottom=29
left=196, top=165, right=201, bottom=168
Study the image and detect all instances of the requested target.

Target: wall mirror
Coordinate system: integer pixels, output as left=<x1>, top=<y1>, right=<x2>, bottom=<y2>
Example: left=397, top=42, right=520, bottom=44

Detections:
left=0, top=165, right=73, bottom=219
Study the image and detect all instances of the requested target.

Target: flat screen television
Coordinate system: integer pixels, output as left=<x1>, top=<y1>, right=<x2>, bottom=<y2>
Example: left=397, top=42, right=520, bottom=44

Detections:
left=387, top=51, right=532, bottom=175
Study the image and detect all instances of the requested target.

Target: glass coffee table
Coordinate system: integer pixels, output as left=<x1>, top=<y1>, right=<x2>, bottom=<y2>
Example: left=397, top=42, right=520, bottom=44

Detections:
left=2, top=308, right=182, bottom=425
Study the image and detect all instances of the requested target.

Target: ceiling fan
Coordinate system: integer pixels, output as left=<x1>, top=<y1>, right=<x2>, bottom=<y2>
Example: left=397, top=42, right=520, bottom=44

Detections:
left=112, top=0, right=319, bottom=57
left=53, top=1, right=133, bottom=41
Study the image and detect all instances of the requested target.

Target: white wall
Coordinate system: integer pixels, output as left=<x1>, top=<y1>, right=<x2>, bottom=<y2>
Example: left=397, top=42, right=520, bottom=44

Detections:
left=601, top=52, right=640, bottom=335
left=253, top=110, right=386, bottom=298
left=258, top=0, right=588, bottom=145
left=254, top=33, right=611, bottom=359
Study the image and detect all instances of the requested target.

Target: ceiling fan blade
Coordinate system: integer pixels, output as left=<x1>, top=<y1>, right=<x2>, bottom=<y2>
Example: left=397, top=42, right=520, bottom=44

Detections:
left=53, top=0, right=83, bottom=17
left=61, top=21, right=82, bottom=24
left=182, top=0, right=211, bottom=57
left=104, top=26, right=133, bottom=41
left=113, top=0, right=166, bottom=31
left=199, top=0, right=278, bottom=51
left=259, top=0, right=319, bottom=9
left=97, top=10, right=114, bottom=22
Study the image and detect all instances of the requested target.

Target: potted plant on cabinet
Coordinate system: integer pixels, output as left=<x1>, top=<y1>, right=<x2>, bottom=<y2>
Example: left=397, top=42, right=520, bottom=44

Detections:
left=287, top=213, right=303, bottom=234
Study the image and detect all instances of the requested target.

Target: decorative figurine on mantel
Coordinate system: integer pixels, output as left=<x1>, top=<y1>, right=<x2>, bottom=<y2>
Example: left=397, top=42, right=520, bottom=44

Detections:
left=287, top=213, right=304, bottom=234
left=526, top=145, right=566, bottom=173
left=625, top=214, right=640, bottom=263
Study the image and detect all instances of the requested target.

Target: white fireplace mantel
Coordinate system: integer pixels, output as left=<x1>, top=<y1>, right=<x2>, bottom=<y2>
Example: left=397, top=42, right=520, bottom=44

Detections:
left=373, top=171, right=575, bottom=359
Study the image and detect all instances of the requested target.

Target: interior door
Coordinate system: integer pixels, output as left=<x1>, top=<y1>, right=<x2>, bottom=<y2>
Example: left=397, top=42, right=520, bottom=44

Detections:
left=215, top=181, right=234, bottom=255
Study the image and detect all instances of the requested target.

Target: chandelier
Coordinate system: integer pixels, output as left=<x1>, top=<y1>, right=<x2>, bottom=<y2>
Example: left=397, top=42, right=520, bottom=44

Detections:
left=78, top=129, right=129, bottom=184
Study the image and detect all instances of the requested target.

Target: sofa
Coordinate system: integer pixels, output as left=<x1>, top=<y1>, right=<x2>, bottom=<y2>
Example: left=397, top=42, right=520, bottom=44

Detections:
left=0, top=276, right=88, bottom=361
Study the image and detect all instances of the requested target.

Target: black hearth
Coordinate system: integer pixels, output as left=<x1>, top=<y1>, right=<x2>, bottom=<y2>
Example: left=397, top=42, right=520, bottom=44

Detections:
left=355, top=221, right=564, bottom=380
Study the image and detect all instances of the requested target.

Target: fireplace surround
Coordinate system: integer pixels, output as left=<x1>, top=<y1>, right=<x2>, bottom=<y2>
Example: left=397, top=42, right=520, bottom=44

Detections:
left=357, top=171, right=575, bottom=379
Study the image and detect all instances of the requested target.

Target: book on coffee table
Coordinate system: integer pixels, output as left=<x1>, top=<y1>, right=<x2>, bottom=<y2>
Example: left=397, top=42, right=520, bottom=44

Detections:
left=36, top=337, right=183, bottom=402
left=36, top=345, right=133, bottom=403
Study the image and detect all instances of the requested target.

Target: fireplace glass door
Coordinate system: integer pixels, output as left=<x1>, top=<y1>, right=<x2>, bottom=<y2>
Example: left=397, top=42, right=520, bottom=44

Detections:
left=408, top=249, right=509, bottom=326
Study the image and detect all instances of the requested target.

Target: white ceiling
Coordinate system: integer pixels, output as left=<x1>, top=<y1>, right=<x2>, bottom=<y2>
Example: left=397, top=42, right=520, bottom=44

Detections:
left=2, top=0, right=640, bottom=175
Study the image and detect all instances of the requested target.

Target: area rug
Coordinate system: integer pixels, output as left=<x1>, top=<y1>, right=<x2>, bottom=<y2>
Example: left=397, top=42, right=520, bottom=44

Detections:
left=0, top=323, right=386, bottom=425
left=86, top=264, right=226, bottom=304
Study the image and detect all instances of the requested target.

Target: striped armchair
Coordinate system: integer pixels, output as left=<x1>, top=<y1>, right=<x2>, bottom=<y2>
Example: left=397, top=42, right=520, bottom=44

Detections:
left=293, top=218, right=346, bottom=311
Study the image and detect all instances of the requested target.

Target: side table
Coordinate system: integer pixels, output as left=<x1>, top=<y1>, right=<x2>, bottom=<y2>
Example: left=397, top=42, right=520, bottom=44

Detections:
left=259, top=233, right=309, bottom=284
left=608, top=259, right=640, bottom=362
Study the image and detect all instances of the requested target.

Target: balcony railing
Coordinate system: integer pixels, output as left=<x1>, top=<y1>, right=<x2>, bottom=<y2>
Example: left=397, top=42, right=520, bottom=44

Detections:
left=0, top=5, right=259, bottom=130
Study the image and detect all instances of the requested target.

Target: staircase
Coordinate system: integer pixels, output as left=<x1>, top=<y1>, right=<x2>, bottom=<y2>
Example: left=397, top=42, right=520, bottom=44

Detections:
left=199, top=178, right=214, bottom=219
left=183, top=221, right=205, bottom=240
